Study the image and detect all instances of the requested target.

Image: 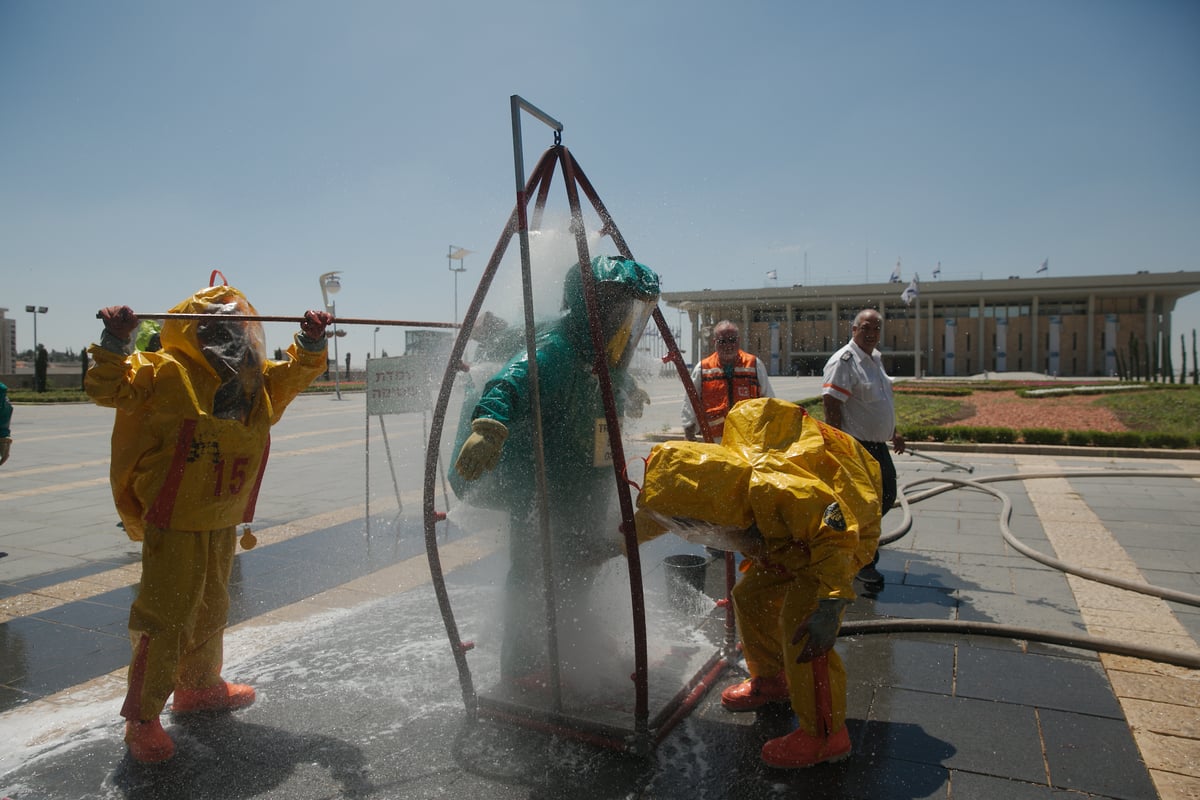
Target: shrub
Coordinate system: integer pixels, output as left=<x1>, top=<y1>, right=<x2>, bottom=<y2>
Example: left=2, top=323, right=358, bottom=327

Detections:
left=1065, top=430, right=1093, bottom=447
left=1021, top=428, right=1065, bottom=445
left=945, top=426, right=974, bottom=442
left=1090, top=430, right=1144, bottom=448
left=991, top=427, right=1018, bottom=443
left=1142, top=432, right=1192, bottom=449
left=901, top=424, right=950, bottom=442
left=894, top=387, right=973, bottom=397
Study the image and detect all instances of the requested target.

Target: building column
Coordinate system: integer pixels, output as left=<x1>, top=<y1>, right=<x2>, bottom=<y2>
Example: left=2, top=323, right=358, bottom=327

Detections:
left=1086, top=294, right=1096, bottom=376
left=689, top=309, right=700, bottom=367
left=926, top=297, right=933, bottom=375
left=784, top=303, right=794, bottom=373
left=830, top=299, right=839, bottom=352
left=1163, top=298, right=1174, bottom=380
left=914, top=298, right=921, bottom=377
left=1145, top=292, right=1156, bottom=377
left=1031, top=295, right=1040, bottom=373
left=977, top=297, right=986, bottom=375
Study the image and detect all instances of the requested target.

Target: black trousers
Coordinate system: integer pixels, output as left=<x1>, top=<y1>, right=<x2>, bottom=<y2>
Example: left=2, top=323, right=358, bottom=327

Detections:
left=857, top=439, right=897, bottom=571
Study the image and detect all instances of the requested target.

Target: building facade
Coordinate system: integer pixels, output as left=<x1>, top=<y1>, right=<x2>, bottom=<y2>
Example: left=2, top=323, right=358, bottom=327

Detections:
left=663, top=271, right=1200, bottom=378
left=0, top=309, right=14, bottom=376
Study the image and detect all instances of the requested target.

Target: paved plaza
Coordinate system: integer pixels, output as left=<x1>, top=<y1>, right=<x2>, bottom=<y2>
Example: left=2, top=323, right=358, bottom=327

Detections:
left=1, top=376, right=1198, bottom=799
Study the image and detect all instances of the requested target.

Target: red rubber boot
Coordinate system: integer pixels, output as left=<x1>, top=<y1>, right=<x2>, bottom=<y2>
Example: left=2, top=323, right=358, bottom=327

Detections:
left=761, top=725, right=851, bottom=768
left=171, top=680, right=256, bottom=714
left=720, top=672, right=789, bottom=711
left=125, top=718, right=175, bottom=764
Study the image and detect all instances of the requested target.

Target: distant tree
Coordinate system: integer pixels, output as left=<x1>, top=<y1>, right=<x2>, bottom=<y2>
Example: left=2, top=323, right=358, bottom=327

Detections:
left=34, top=345, right=49, bottom=392
left=1128, top=333, right=1140, bottom=380
left=1185, top=328, right=1195, bottom=383
left=1181, top=333, right=1188, bottom=382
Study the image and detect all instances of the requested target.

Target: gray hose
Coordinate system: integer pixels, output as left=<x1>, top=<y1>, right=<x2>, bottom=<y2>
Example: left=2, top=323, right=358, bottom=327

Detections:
left=840, top=618, right=1200, bottom=670
left=855, top=468, right=1200, bottom=666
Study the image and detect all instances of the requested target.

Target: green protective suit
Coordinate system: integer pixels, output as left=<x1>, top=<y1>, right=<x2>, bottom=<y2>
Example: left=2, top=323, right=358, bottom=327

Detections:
left=451, top=255, right=660, bottom=679
left=86, top=285, right=327, bottom=722
left=0, top=382, right=12, bottom=439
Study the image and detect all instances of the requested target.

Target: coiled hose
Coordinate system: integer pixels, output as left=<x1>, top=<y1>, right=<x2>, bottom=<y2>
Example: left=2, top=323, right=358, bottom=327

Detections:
left=840, top=468, right=1200, bottom=670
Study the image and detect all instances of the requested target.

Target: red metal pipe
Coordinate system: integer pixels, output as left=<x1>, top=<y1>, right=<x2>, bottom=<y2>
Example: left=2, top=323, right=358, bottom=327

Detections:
left=101, top=312, right=458, bottom=328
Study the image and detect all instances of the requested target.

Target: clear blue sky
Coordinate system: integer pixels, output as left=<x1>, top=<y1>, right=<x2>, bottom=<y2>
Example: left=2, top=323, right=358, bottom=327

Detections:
left=3, top=0, right=1198, bottom=364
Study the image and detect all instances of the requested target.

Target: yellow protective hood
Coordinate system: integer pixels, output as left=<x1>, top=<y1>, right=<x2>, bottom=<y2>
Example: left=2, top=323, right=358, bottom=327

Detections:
left=635, top=397, right=882, bottom=599
left=159, top=285, right=267, bottom=379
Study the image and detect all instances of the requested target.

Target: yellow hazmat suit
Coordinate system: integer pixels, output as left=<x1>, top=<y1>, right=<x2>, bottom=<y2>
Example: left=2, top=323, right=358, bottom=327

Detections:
left=86, top=285, right=327, bottom=723
left=635, top=397, right=881, bottom=740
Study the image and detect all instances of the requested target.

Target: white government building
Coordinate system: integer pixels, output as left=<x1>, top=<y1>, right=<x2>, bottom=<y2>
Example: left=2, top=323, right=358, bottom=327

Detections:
left=661, top=270, right=1200, bottom=378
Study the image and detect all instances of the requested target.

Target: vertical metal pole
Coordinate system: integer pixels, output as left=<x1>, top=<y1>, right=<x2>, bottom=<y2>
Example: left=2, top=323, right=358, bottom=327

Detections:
left=331, top=300, right=342, bottom=399
left=510, top=94, right=565, bottom=710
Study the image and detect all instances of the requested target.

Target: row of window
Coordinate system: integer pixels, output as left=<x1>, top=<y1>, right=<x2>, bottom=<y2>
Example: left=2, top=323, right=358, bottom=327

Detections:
left=750, top=296, right=1148, bottom=324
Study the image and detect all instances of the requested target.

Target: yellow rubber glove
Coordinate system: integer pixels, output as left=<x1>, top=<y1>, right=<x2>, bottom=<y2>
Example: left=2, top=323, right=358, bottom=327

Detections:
left=625, top=386, right=651, bottom=419
left=454, top=417, right=509, bottom=480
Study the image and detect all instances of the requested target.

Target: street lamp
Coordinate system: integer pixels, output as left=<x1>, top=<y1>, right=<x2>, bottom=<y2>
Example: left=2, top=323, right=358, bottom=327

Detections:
left=24, top=305, right=48, bottom=356
left=318, top=271, right=343, bottom=400
left=373, top=326, right=380, bottom=359
left=447, top=246, right=471, bottom=326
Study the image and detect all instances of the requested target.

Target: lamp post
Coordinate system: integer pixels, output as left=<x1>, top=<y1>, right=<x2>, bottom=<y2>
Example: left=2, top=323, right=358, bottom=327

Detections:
left=318, top=271, right=343, bottom=400
left=373, top=326, right=380, bottom=359
left=447, top=246, right=471, bottom=326
left=24, top=305, right=48, bottom=356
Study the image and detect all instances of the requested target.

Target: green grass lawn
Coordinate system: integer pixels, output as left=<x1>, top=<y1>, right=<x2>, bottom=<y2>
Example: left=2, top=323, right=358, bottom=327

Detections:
left=1098, top=387, right=1200, bottom=439
left=800, top=394, right=966, bottom=427
left=800, top=384, right=1200, bottom=442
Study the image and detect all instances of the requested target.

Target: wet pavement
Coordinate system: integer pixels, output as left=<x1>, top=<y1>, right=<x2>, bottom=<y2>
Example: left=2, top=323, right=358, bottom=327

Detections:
left=1, top=376, right=1198, bottom=799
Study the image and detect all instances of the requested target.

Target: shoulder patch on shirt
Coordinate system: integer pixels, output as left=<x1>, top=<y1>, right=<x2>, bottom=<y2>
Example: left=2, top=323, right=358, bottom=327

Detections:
left=840, top=351, right=852, bottom=362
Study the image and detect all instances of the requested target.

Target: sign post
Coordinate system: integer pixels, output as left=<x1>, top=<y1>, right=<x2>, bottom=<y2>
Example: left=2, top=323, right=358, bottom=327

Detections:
left=365, top=355, right=444, bottom=543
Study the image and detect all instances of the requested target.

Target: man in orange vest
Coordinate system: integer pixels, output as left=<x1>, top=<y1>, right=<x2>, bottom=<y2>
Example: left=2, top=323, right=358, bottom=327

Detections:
left=682, top=320, right=774, bottom=442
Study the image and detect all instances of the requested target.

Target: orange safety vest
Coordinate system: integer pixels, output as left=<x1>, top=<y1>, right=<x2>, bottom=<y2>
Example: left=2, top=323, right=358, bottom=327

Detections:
left=698, top=350, right=764, bottom=438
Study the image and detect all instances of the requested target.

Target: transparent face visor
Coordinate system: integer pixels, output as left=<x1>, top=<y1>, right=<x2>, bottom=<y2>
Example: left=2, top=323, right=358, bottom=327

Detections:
left=195, top=299, right=267, bottom=379
left=603, top=297, right=656, bottom=372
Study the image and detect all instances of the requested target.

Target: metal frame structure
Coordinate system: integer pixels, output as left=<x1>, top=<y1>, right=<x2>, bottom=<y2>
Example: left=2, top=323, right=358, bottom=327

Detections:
left=421, top=96, right=733, bottom=754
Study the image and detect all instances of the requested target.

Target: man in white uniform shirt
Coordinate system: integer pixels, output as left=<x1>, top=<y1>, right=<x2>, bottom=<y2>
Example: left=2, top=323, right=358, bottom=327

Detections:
left=821, top=308, right=905, bottom=592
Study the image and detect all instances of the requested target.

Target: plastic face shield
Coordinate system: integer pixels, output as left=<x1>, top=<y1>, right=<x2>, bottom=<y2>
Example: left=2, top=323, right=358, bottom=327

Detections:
left=195, top=299, right=267, bottom=378
left=602, top=294, right=656, bottom=372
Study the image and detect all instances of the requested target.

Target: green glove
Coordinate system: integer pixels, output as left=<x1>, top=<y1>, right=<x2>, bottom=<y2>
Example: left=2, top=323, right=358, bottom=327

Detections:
left=792, top=598, right=849, bottom=663
left=454, top=417, right=509, bottom=480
